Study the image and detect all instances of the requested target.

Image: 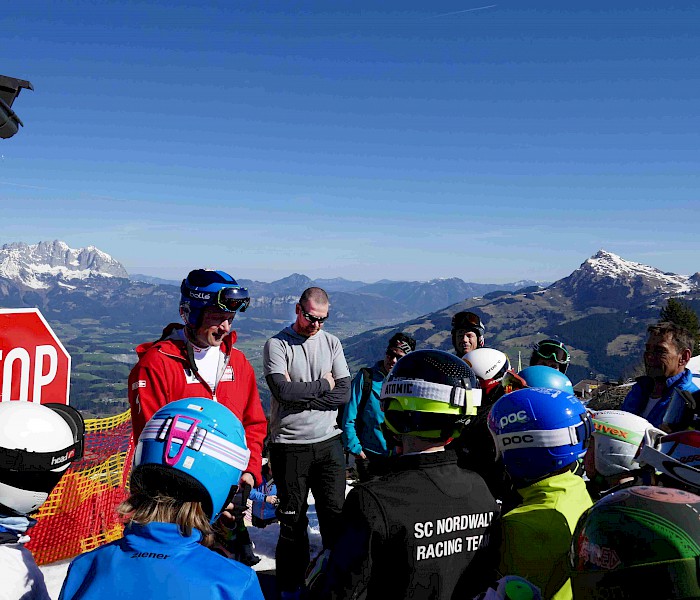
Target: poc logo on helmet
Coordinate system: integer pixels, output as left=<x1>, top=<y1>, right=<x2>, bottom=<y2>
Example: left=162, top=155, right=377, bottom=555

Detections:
left=502, top=434, right=535, bottom=447
left=499, top=411, right=529, bottom=429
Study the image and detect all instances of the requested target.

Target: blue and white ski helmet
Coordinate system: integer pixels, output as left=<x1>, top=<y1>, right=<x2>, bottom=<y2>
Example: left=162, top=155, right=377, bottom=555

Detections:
left=133, top=398, right=250, bottom=522
left=179, top=269, right=250, bottom=328
left=488, top=387, right=592, bottom=483
left=519, top=365, right=574, bottom=394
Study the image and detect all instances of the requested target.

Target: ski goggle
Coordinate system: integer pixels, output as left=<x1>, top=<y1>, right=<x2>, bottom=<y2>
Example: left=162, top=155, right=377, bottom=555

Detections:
left=637, top=431, right=700, bottom=491
left=501, top=370, right=528, bottom=394
left=451, top=312, right=484, bottom=334
left=532, top=340, right=570, bottom=365
left=0, top=403, right=85, bottom=472
left=215, top=287, right=250, bottom=313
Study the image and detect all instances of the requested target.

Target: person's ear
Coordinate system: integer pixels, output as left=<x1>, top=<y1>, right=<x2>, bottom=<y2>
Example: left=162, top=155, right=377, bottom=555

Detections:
left=679, top=347, right=692, bottom=367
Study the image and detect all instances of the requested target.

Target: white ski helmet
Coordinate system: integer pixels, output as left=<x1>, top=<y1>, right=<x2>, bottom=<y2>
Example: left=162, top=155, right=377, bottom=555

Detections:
left=462, top=348, right=510, bottom=402
left=590, top=410, right=661, bottom=477
left=0, top=401, right=84, bottom=515
left=462, top=348, right=510, bottom=382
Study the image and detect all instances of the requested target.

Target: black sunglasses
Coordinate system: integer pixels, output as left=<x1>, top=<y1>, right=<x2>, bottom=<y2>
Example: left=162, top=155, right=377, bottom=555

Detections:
left=301, top=308, right=328, bottom=324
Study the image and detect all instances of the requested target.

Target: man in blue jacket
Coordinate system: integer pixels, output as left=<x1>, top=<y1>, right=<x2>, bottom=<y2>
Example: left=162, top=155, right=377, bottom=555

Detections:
left=622, top=321, right=698, bottom=430
left=341, top=332, right=416, bottom=481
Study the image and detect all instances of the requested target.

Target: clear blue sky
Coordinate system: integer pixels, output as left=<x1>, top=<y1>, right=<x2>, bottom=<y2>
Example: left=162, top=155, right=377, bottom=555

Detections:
left=2, top=1, right=698, bottom=283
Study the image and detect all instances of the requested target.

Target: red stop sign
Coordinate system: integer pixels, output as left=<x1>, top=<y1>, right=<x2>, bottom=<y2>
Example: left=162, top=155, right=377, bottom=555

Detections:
left=0, top=308, right=71, bottom=404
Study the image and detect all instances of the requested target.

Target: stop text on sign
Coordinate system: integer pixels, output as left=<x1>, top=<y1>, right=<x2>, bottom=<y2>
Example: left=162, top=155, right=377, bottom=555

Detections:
left=0, top=345, right=60, bottom=403
left=0, top=309, right=71, bottom=405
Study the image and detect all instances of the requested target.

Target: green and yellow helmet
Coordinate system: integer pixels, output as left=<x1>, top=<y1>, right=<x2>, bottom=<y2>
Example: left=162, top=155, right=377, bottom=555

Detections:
left=570, top=486, right=700, bottom=599
left=379, top=349, right=482, bottom=441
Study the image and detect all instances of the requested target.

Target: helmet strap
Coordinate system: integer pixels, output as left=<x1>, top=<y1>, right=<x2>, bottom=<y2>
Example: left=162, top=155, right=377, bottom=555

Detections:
left=184, top=339, right=200, bottom=375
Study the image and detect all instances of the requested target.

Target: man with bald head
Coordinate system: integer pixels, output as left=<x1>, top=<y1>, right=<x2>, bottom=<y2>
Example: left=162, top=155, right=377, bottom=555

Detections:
left=264, top=287, right=351, bottom=599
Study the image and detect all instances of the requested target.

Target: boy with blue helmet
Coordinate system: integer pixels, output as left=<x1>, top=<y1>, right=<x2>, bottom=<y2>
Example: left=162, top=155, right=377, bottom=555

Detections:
left=487, top=388, right=593, bottom=600
left=59, top=398, right=264, bottom=600
left=517, top=366, right=573, bottom=394
left=501, top=366, right=574, bottom=396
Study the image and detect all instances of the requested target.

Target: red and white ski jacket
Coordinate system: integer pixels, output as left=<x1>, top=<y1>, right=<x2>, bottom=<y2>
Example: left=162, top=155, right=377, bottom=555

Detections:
left=127, top=324, right=267, bottom=485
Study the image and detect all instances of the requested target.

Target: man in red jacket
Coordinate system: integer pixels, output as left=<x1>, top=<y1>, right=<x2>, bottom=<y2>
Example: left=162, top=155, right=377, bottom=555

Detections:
left=128, top=269, right=267, bottom=488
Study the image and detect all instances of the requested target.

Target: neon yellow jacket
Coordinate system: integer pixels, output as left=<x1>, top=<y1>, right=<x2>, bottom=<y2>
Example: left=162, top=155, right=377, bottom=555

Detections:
left=499, top=470, right=593, bottom=600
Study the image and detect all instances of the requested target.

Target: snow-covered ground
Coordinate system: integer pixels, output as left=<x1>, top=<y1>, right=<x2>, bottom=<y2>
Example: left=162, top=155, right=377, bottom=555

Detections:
left=41, top=493, right=326, bottom=599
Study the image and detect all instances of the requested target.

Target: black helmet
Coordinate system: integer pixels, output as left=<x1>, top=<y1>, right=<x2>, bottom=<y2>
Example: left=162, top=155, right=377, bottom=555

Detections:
left=450, top=311, right=485, bottom=355
left=451, top=311, right=485, bottom=337
left=380, top=349, right=482, bottom=441
left=570, top=486, right=700, bottom=599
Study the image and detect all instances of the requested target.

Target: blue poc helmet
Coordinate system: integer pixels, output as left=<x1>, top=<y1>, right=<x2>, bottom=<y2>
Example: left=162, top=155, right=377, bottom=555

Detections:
left=488, top=388, right=592, bottom=483
left=518, top=365, right=574, bottom=394
left=179, top=269, right=250, bottom=328
left=132, top=398, right=250, bottom=523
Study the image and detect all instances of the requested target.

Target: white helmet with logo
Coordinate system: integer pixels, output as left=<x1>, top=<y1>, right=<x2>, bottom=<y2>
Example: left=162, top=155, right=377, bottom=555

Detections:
left=0, top=401, right=84, bottom=515
left=590, top=410, right=661, bottom=477
left=463, top=348, right=511, bottom=404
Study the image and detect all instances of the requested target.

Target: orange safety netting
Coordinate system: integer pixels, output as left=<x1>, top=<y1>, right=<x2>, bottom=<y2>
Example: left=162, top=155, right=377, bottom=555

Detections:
left=27, top=409, right=135, bottom=565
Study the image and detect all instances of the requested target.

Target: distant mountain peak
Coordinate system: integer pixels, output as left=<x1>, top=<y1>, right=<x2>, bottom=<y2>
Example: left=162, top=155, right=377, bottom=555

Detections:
left=0, top=240, right=128, bottom=289
left=583, top=250, right=691, bottom=290
left=549, top=250, right=697, bottom=310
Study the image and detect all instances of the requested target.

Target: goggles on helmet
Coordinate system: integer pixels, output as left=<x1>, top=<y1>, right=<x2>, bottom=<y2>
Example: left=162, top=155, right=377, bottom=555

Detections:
left=0, top=439, right=84, bottom=472
left=0, top=403, right=84, bottom=472
left=451, top=312, right=484, bottom=334
left=637, top=430, right=700, bottom=491
left=215, top=286, right=250, bottom=313
left=501, top=369, right=528, bottom=394
left=532, top=340, right=570, bottom=366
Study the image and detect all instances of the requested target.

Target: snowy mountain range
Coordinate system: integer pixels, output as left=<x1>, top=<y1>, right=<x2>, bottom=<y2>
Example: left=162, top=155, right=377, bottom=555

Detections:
left=0, top=240, right=128, bottom=289
left=0, top=241, right=697, bottom=408
left=0, top=240, right=548, bottom=319
left=342, top=250, right=700, bottom=382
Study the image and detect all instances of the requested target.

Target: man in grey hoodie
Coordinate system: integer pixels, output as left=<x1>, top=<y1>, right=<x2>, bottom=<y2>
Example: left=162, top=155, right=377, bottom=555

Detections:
left=264, top=287, right=351, bottom=600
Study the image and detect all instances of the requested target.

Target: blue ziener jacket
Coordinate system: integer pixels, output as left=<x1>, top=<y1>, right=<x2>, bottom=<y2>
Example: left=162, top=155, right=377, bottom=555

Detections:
left=341, top=361, right=389, bottom=457
left=621, top=368, right=699, bottom=428
left=59, top=522, right=264, bottom=600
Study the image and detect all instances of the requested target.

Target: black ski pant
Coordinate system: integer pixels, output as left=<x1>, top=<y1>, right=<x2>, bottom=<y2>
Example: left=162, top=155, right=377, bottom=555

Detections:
left=270, top=435, right=346, bottom=592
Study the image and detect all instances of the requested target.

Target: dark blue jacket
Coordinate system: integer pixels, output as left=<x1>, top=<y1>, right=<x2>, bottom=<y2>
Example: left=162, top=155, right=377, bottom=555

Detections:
left=59, top=522, right=264, bottom=600
left=621, top=368, right=699, bottom=428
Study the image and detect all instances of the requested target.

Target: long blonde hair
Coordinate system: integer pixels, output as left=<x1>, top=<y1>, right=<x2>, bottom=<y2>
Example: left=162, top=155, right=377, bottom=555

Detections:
left=118, top=493, right=214, bottom=546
